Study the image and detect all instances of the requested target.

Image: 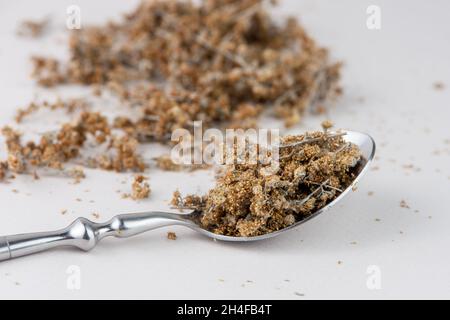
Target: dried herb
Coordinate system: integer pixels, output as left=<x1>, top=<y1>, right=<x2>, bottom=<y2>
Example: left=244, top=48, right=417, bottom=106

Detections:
left=15, top=99, right=88, bottom=123
left=2, top=0, right=345, bottom=214
left=167, top=232, right=177, bottom=240
left=1, top=111, right=145, bottom=178
left=173, top=128, right=363, bottom=237
left=131, top=175, right=151, bottom=200
left=17, top=18, right=49, bottom=38
left=31, top=0, right=341, bottom=140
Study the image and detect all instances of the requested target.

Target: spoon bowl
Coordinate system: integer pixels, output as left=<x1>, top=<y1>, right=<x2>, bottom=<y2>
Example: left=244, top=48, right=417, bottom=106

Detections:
left=192, top=130, right=376, bottom=241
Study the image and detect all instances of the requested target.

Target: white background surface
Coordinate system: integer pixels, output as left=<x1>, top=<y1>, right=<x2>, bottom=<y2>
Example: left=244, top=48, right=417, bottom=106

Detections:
left=0, top=0, right=449, bottom=299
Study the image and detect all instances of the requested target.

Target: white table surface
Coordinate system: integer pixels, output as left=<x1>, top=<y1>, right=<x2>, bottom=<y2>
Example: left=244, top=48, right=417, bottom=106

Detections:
left=0, top=0, right=449, bottom=299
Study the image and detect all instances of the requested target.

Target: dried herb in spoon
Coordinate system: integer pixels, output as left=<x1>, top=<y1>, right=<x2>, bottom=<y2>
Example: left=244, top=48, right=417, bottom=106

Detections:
left=172, top=129, right=362, bottom=237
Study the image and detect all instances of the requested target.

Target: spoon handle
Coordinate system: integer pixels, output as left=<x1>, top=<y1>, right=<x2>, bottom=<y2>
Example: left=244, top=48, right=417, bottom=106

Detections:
left=0, top=211, right=192, bottom=262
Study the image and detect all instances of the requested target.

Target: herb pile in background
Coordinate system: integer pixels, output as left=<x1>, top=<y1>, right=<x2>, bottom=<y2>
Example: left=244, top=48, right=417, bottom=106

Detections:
left=1, top=0, right=342, bottom=195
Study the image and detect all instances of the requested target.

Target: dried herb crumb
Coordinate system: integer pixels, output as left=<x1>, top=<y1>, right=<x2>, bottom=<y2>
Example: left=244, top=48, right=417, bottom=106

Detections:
left=131, top=175, right=150, bottom=200
left=2, top=0, right=344, bottom=190
left=400, top=200, right=410, bottom=209
left=167, top=232, right=177, bottom=240
left=155, top=155, right=182, bottom=171
left=91, top=212, right=100, bottom=220
left=433, top=81, right=445, bottom=90
left=68, top=167, right=85, bottom=184
left=17, top=18, right=49, bottom=38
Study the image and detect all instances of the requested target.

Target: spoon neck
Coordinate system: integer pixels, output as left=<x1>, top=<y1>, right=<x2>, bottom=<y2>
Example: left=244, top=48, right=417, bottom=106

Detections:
left=96, top=211, right=195, bottom=240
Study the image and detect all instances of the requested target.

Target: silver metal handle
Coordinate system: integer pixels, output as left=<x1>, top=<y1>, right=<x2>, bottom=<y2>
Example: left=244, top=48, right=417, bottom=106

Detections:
left=0, top=211, right=193, bottom=262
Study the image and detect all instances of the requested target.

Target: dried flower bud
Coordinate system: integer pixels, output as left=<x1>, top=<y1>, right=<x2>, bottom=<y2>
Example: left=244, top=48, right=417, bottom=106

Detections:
left=321, top=120, right=334, bottom=131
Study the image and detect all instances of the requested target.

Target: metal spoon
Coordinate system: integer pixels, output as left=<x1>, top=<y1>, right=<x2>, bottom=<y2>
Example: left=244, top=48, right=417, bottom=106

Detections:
left=0, top=131, right=375, bottom=262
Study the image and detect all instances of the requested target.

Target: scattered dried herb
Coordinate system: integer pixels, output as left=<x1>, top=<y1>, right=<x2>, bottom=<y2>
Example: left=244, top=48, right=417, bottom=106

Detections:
left=91, top=212, right=101, bottom=220
left=1, top=111, right=146, bottom=179
left=0, top=161, right=7, bottom=181
left=17, top=18, right=49, bottom=38
left=400, top=200, right=410, bottom=209
left=167, top=232, right=177, bottom=240
left=67, top=167, right=86, bottom=184
left=131, top=175, right=151, bottom=200
left=2, top=0, right=349, bottom=228
left=155, top=155, right=183, bottom=171
left=15, top=99, right=88, bottom=123
left=30, top=0, right=341, bottom=139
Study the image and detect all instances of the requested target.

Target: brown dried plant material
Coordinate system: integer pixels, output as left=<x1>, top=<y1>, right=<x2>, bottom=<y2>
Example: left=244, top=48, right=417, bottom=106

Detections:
left=2, top=114, right=94, bottom=174
left=173, top=130, right=363, bottom=237
left=321, top=120, right=334, bottom=132
left=68, top=167, right=86, bottom=184
left=2, top=127, right=27, bottom=174
left=30, top=0, right=341, bottom=138
left=1, top=111, right=146, bottom=179
left=95, top=135, right=146, bottom=172
left=167, top=232, right=177, bottom=240
left=0, top=161, right=8, bottom=181
left=155, top=154, right=210, bottom=172
left=155, top=155, right=182, bottom=171
left=171, top=189, right=204, bottom=210
left=91, top=212, right=101, bottom=220
left=171, top=190, right=182, bottom=207
left=3, top=0, right=343, bottom=184
left=15, top=99, right=89, bottom=123
left=400, top=200, right=410, bottom=209
left=131, top=175, right=151, bottom=200
left=17, top=18, right=49, bottom=38
left=31, top=56, right=65, bottom=87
